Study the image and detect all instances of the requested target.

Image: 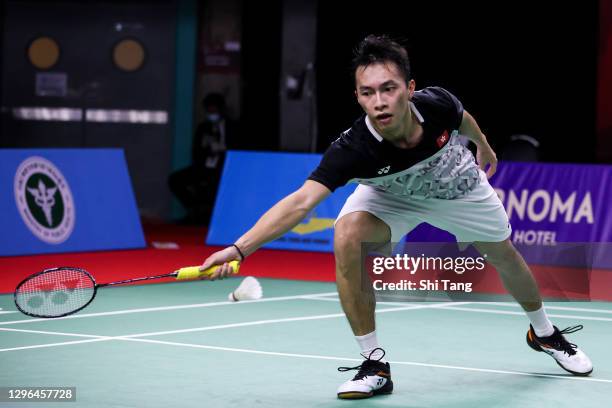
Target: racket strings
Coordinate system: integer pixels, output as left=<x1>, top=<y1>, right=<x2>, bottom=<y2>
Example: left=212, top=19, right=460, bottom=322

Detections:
left=15, top=268, right=95, bottom=317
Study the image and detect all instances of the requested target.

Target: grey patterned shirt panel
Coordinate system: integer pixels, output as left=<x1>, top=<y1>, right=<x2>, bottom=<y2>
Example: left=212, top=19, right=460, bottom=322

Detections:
left=349, top=131, right=481, bottom=200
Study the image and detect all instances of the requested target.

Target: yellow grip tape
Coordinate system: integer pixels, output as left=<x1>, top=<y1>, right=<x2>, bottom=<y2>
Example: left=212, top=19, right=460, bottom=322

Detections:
left=176, top=260, right=240, bottom=280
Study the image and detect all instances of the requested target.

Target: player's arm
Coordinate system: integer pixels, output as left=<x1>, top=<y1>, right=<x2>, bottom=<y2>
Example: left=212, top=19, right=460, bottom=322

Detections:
left=200, top=179, right=331, bottom=279
left=459, top=110, right=498, bottom=178
left=235, top=179, right=331, bottom=256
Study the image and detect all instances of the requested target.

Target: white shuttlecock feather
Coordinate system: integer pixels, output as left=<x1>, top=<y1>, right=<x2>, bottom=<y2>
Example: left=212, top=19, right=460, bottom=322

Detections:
left=228, top=276, right=262, bottom=301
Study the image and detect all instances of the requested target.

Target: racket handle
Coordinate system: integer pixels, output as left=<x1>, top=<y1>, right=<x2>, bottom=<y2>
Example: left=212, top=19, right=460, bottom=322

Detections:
left=176, top=260, right=240, bottom=280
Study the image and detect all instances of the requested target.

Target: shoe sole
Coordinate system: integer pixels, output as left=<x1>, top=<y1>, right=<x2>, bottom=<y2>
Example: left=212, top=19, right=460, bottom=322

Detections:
left=337, top=381, right=393, bottom=399
left=526, top=330, right=593, bottom=377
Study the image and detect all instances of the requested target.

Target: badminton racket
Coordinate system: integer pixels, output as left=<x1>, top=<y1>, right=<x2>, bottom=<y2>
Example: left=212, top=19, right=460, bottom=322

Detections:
left=14, top=261, right=240, bottom=318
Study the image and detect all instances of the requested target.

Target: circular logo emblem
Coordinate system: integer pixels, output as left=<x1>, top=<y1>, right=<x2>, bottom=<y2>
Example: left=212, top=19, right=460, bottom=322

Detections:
left=14, top=156, right=75, bottom=244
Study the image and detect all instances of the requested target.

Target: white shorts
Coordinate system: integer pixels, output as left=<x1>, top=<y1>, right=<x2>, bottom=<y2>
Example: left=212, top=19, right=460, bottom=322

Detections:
left=336, top=170, right=512, bottom=243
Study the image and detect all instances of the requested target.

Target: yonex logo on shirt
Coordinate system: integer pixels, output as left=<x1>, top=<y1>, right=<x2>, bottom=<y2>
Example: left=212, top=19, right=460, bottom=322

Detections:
left=378, top=165, right=390, bottom=175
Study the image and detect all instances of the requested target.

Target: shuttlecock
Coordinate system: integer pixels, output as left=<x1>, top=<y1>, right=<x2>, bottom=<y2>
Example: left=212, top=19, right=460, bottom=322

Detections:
left=228, top=276, right=262, bottom=301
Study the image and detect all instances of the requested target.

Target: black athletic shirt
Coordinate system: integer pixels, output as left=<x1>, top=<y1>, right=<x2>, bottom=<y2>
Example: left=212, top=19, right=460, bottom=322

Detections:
left=308, top=87, right=468, bottom=194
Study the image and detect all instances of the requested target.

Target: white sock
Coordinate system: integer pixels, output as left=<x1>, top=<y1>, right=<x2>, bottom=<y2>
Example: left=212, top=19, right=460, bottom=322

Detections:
left=526, top=306, right=555, bottom=337
left=355, top=331, right=386, bottom=362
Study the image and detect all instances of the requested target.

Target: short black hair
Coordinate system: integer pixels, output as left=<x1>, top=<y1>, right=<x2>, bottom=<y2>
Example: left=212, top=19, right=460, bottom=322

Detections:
left=352, top=34, right=411, bottom=84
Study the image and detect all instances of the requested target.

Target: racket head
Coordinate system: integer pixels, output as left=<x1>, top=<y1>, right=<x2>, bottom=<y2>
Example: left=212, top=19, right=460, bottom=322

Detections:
left=14, top=267, right=97, bottom=318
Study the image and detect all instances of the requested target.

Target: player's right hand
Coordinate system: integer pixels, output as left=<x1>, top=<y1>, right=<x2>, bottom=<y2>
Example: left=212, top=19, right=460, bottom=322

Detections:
left=200, top=246, right=242, bottom=280
left=476, top=142, right=498, bottom=179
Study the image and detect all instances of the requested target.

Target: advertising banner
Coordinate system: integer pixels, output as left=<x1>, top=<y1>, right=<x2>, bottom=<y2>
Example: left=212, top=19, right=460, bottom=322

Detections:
left=207, top=151, right=356, bottom=251
left=0, top=149, right=145, bottom=256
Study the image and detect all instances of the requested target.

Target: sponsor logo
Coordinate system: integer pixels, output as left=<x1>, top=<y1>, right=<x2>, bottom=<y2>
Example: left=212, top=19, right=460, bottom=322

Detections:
left=291, top=213, right=335, bottom=235
left=377, top=165, right=391, bottom=175
left=495, top=188, right=594, bottom=224
left=14, top=156, right=75, bottom=244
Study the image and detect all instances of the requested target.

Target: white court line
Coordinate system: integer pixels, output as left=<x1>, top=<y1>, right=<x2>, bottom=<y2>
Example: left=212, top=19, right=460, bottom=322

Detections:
left=117, top=338, right=612, bottom=384
left=306, top=296, right=612, bottom=322
left=3, top=303, right=612, bottom=385
left=301, top=296, right=342, bottom=302
left=0, top=311, right=17, bottom=315
left=479, top=302, right=612, bottom=314
left=0, top=338, right=111, bottom=352
left=303, top=295, right=443, bottom=307
left=309, top=293, right=612, bottom=314
left=0, top=327, right=106, bottom=338
left=3, top=290, right=609, bottom=326
left=117, top=303, right=472, bottom=339
left=0, top=327, right=114, bottom=352
left=439, top=306, right=612, bottom=322
left=3, top=299, right=609, bottom=352
left=1, top=299, right=609, bottom=354
left=0, top=305, right=432, bottom=344
left=2, top=324, right=611, bottom=384
left=117, top=308, right=406, bottom=339
left=0, top=291, right=338, bottom=325
left=299, top=294, right=339, bottom=299
left=0, top=302, right=466, bottom=352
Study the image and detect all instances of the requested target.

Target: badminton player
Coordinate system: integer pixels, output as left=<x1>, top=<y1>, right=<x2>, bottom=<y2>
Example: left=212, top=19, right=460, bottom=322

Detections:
left=201, top=34, right=593, bottom=399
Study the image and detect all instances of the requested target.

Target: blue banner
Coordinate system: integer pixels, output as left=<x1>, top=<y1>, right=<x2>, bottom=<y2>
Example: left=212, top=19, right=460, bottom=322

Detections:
left=206, top=151, right=356, bottom=251
left=0, top=149, right=145, bottom=256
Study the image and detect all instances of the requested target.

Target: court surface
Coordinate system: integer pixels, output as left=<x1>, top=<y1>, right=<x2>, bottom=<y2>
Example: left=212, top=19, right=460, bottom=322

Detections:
left=1, top=277, right=611, bottom=408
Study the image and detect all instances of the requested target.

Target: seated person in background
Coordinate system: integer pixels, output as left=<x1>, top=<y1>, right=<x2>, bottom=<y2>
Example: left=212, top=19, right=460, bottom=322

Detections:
left=169, top=93, right=237, bottom=224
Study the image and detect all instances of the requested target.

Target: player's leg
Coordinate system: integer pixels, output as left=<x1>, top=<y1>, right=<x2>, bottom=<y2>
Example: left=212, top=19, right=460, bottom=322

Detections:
left=333, top=185, right=420, bottom=398
left=418, top=172, right=593, bottom=376
left=334, top=211, right=393, bottom=399
left=474, top=238, right=593, bottom=376
left=334, top=211, right=390, bottom=335
left=473, top=239, right=542, bottom=311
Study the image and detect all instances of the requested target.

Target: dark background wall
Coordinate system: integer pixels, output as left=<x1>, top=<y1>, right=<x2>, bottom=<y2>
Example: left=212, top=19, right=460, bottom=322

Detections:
left=239, top=0, right=282, bottom=151
left=598, top=0, right=612, bottom=162
left=315, top=0, right=599, bottom=163
left=1, top=0, right=176, bottom=219
left=0, top=0, right=606, bottom=222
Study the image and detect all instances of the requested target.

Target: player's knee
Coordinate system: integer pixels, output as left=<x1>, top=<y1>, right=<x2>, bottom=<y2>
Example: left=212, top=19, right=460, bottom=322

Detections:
left=335, top=212, right=390, bottom=243
left=334, top=222, right=359, bottom=247
left=334, top=235, right=360, bottom=269
left=334, top=213, right=391, bottom=279
left=334, top=235, right=362, bottom=279
left=480, top=241, right=521, bottom=269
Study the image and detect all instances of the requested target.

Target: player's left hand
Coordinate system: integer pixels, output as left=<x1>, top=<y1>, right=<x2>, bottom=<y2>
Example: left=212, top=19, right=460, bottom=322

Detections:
left=476, top=142, right=498, bottom=178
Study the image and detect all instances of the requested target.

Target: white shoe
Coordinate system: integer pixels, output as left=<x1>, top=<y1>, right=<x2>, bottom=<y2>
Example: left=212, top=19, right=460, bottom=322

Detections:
left=336, top=348, right=393, bottom=399
left=527, top=325, right=593, bottom=376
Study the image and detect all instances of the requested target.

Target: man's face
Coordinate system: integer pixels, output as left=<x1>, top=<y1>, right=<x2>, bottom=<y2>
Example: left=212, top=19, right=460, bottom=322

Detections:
left=355, top=62, right=415, bottom=136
